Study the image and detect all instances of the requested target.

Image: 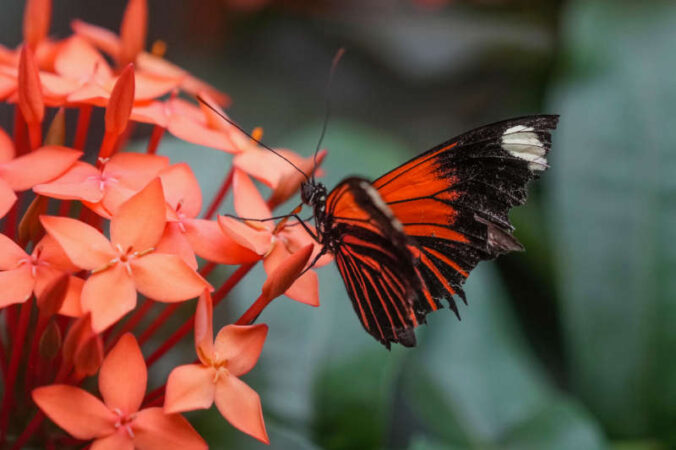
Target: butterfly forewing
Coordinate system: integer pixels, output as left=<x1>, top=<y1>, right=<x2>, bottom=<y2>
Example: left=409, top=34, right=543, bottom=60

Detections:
left=323, top=115, right=558, bottom=348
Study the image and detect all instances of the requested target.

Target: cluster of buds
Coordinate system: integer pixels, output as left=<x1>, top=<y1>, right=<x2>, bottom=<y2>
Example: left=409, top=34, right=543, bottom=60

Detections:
left=0, top=0, right=330, bottom=447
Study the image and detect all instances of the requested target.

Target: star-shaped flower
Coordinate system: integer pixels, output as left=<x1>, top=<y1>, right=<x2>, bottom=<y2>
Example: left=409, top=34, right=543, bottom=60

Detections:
left=41, top=179, right=211, bottom=331
left=164, top=292, right=269, bottom=444
left=33, top=333, right=207, bottom=449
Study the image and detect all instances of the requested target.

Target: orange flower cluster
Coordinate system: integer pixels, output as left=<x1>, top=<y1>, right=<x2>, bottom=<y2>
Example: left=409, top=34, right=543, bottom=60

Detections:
left=0, top=0, right=328, bottom=448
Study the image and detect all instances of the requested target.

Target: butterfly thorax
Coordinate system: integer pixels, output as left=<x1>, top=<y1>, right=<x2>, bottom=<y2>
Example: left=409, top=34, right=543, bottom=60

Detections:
left=300, top=180, right=330, bottom=244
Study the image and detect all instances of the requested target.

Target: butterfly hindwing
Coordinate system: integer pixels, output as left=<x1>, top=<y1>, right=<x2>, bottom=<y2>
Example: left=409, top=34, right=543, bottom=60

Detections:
left=326, top=177, right=421, bottom=348
left=321, top=115, right=558, bottom=348
left=373, top=115, right=558, bottom=324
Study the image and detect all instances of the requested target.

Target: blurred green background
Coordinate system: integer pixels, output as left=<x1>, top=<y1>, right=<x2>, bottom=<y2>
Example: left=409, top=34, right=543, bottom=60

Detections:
left=3, top=0, right=676, bottom=449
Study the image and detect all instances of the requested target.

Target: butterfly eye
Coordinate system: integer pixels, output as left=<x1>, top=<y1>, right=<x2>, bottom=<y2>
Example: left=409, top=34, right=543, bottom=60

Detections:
left=300, top=182, right=313, bottom=205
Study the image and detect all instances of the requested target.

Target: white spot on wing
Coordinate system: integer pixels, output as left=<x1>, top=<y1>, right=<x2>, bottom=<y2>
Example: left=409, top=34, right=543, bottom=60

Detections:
left=501, top=125, right=547, bottom=171
left=359, top=181, right=404, bottom=232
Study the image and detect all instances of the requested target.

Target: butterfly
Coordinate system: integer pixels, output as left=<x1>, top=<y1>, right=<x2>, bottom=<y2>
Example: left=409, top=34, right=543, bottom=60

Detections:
left=298, top=115, right=559, bottom=348
left=198, top=97, right=558, bottom=349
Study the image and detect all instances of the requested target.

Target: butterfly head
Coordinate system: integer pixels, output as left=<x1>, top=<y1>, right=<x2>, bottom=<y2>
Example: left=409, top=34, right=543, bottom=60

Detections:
left=300, top=181, right=327, bottom=207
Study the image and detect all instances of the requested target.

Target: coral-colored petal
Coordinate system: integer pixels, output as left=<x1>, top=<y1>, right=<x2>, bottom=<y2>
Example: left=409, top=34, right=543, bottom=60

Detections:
left=131, top=253, right=210, bottom=302
left=0, top=233, right=28, bottom=268
left=0, top=127, right=15, bottom=162
left=71, top=19, right=121, bottom=58
left=111, top=178, right=165, bottom=252
left=105, top=152, right=170, bottom=191
left=55, top=36, right=113, bottom=82
left=32, top=385, right=116, bottom=439
left=56, top=275, right=85, bottom=318
left=183, top=218, right=259, bottom=265
left=0, top=177, right=17, bottom=218
left=100, top=333, right=147, bottom=414
left=214, top=374, right=269, bottom=444
left=232, top=169, right=271, bottom=220
left=133, top=407, right=207, bottom=450
left=134, top=72, right=179, bottom=101
left=167, top=114, right=239, bottom=153
left=131, top=100, right=169, bottom=128
left=33, top=161, right=102, bottom=203
left=164, top=364, right=215, bottom=413
left=263, top=243, right=319, bottom=306
left=40, top=215, right=114, bottom=270
left=156, top=223, right=197, bottom=269
left=159, top=163, right=202, bottom=218
left=217, top=216, right=271, bottom=256
left=0, top=146, right=82, bottom=191
left=194, top=291, right=213, bottom=363
left=34, top=234, right=80, bottom=272
left=82, top=264, right=137, bottom=332
left=213, top=324, right=268, bottom=377
left=91, top=432, right=134, bottom=450
left=0, top=266, right=34, bottom=308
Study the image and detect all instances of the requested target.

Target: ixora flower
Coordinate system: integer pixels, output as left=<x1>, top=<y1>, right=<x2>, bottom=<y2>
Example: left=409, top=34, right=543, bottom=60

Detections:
left=41, top=179, right=211, bottom=331
left=33, top=333, right=207, bottom=450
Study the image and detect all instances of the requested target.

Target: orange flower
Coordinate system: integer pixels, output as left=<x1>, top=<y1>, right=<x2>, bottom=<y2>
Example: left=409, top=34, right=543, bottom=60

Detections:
left=40, top=179, right=211, bottom=331
left=219, top=170, right=330, bottom=306
left=0, top=128, right=82, bottom=218
left=33, top=333, right=207, bottom=449
left=71, top=0, right=228, bottom=104
left=156, top=163, right=259, bottom=269
left=34, top=152, right=169, bottom=218
left=164, top=292, right=269, bottom=444
left=0, top=234, right=81, bottom=314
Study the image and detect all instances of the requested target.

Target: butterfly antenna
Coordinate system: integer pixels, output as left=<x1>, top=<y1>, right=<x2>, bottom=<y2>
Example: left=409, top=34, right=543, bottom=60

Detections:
left=311, top=47, right=345, bottom=183
left=196, top=96, right=310, bottom=181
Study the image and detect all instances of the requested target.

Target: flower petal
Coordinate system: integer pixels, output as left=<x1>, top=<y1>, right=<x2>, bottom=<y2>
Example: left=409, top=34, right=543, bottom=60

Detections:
left=0, top=266, right=35, bottom=308
left=32, top=385, right=116, bottom=439
left=82, top=264, right=137, bottom=332
left=159, top=163, right=202, bottom=218
left=0, top=233, right=28, bottom=268
left=40, top=215, right=114, bottom=270
left=0, top=146, right=82, bottom=191
left=105, top=153, right=170, bottom=191
left=56, top=275, right=85, bottom=318
left=33, top=161, right=103, bottom=203
left=100, top=333, right=146, bottom=414
left=91, top=431, right=134, bottom=450
left=155, top=223, right=197, bottom=269
left=131, top=253, right=210, bottom=302
left=71, top=19, right=121, bottom=58
left=167, top=114, right=238, bottom=153
left=217, top=216, right=271, bottom=256
left=0, top=126, right=15, bottom=163
left=213, top=324, right=268, bottom=377
left=133, top=407, right=207, bottom=450
left=0, top=177, right=17, bottom=218
left=164, top=364, right=215, bottom=413
left=214, top=374, right=269, bottom=444
left=111, top=178, right=165, bottom=252
left=183, top=218, right=259, bottom=265
left=232, top=169, right=271, bottom=220
left=194, top=291, right=213, bottom=363
left=263, top=243, right=319, bottom=306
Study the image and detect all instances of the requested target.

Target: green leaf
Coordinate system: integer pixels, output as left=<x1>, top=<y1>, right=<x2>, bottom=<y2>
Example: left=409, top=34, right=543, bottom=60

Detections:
left=400, top=266, right=606, bottom=449
left=549, top=0, right=676, bottom=438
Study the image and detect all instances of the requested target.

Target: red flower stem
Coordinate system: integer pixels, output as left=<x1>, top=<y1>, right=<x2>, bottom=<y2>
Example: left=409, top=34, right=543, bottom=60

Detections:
left=199, top=261, right=217, bottom=278
left=73, top=105, right=93, bottom=150
left=0, top=298, right=34, bottom=443
left=27, top=122, right=42, bottom=151
left=4, top=201, right=19, bottom=239
left=146, top=125, right=165, bottom=155
left=57, top=199, right=72, bottom=217
left=144, top=384, right=165, bottom=406
left=3, top=307, right=17, bottom=346
left=0, top=333, right=7, bottom=381
left=137, top=303, right=180, bottom=346
left=235, top=293, right=268, bottom=325
left=13, top=107, right=27, bottom=156
left=9, top=411, right=44, bottom=450
left=105, top=298, right=154, bottom=351
left=24, top=314, right=48, bottom=395
left=204, top=168, right=234, bottom=220
left=145, top=262, right=256, bottom=368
